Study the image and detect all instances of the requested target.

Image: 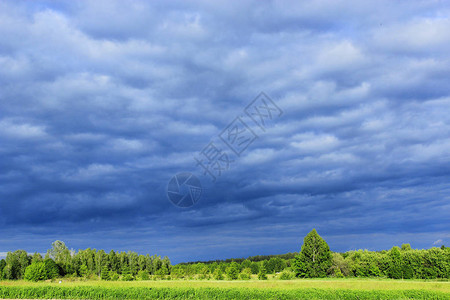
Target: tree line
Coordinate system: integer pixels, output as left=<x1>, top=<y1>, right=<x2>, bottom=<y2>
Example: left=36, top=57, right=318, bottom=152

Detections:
left=0, top=241, right=171, bottom=281
left=1, top=230, right=449, bottom=281
left=178, top=252, right=297, bottom=265
left=171, top=229, right=450, bottom=280
left=293, top=229, right=449, bottom=279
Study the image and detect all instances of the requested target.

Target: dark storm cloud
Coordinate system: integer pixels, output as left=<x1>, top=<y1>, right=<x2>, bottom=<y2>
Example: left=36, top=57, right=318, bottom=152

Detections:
left=0, top=0, right=449, bottom=262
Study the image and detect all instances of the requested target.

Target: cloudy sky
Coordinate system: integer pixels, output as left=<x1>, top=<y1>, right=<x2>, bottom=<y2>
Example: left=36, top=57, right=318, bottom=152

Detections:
left=1, top=0, right=449, bottom=263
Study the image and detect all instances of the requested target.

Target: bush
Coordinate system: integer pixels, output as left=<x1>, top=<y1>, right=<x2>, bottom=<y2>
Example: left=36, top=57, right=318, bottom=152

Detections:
left=279, top=270, right=295, bottom=280
left=239, top=268, right=252, bottom=280
left=43, top=259, right=59, bottom=279
left=333, top=268, right=344, bottom=278
left=258, top=268, right=268, bottom=280
left=109, top=271, right=119, bottom=281
left=122, top=274, right=134, bottom=281
left=250, top=262, right=259, bottom=274
left=213, top=268, right=224, bottom=280
left=258, top=262, right=268, bottom=280
left=225, top=262, right=239, bottom=280
left=24, top=262, right=47, bottom=282
left=138, top=270, right=150, bottom=281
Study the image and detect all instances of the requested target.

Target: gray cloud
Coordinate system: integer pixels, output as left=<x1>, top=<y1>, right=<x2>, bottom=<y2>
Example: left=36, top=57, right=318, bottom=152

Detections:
left=0, top=0, right=449, bottom=263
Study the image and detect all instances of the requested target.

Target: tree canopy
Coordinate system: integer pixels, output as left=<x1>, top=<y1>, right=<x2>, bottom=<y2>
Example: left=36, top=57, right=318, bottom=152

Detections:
left=293, top=229, right=332, bottom=277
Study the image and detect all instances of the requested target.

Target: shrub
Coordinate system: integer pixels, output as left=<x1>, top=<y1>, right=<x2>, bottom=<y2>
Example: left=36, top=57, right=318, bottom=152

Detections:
left=24, top=262, right=47, bottom=282
left=279, top=270, right=295, bottom=280
left=225, top=262, right=239, bottom=280
left=258, top=264, right=268, bottom=280
left=138, top=270, right=150, bottom=281
left=122, top=274, right=134, bottom=281
left=109, top=271, right=119, bottom=281
left=43, top=259, right=59, bottom=279
left=239, top=268, right=251, bottom=280
left=333, top=268, right=344, bottom=278
left=213, top=268, right=224, bottom=280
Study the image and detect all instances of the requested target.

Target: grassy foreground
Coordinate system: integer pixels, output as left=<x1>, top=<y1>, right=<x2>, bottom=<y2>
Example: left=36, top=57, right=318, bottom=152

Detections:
left=1, top=279, right=449, bottom=299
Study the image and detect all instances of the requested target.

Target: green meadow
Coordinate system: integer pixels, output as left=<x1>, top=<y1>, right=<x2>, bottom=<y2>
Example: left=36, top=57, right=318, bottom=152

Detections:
left=1, top=278, right=449, bottom=299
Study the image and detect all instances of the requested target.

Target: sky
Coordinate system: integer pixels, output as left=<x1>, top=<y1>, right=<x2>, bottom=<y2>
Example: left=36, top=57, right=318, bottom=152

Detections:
left=0, top=0, right=449, bottom=264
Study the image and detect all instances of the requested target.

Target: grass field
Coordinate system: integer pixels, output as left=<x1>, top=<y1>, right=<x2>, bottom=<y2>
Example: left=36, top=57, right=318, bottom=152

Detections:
left=1, top=278, right=449, bottom=299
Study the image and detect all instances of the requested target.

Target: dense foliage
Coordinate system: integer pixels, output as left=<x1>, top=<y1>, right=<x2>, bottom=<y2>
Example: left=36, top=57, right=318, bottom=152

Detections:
left=0, top=286, right=448, bottom=300
left=171, top=230, right=449, bottom=280
left=292, top=229, right=332, bottom=277
left=1, top=231, right=449, bottom=281
left=0, top=241, right=171, bottom=281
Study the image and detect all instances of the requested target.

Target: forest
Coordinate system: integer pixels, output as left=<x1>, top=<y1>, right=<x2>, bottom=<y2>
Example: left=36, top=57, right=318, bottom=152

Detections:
left=1, top=229, right=449, bottom=282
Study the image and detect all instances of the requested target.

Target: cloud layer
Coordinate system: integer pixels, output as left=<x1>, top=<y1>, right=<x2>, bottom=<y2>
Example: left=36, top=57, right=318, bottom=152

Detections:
left=0, top=0, right=449, bottom=262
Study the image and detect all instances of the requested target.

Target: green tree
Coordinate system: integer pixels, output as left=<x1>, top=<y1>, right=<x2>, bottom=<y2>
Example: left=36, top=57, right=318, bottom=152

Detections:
left=24, top=262, right=47, bottom=281
left=46, top=241, right=72, bottom=276
left=0, top=259, right=6, bottom=280
left=138, top=270, right=150, bottom=280
left=333, top=268, right=344, bottom=278
left=121, top=265, right=134, bottom=281
left=79, top=264, right=89, bottom=279
left=262, top=260, right=271, bottom=274
left=241, top=259, right=252, bottom=270
left=95, top=250, right=107, bottom=277
left=43, top=258, right=60, bottom=279
left=145, top=254, right=153, bottom=274
left=388, top=246, right=402, bottom=279
left=239, top=268, right=252, bottom=280
left=109, top=271, right=119, bottom=281
left=258, top=263, right=268, bottom=280
left=154, top=257, right=170, bottom=277
left=268, top=257, right=286, bottom=273
left=292, top=229, right=332, bottom=278
left=161, top=256, right=172, bottom=275
left=330, top=252, right=350, bottom=276
left=76, top=249, right=95, bottom=275
left=401, top=244, right=412, bottom=251
left=101, top=265, right=110, bottom=280
left=250, top=261, right=260, bottom=274
left=108, top=250, right=120, bottom=273
left=118, top=252, right=128, bottom=274
left=402, top=250, right=420, bottom=279
left=31, top=253, right=43, bottom=264
left=127, top=251, right=139, bottom=276
left=138, top=255, right=147, bottom=272
left=4, top=250, right=30, bottom=279
left=151, top=255, right=161, bottom=275
left=213, top=268, right=224, bottom=280
left=170, top=265, right=185, bottom=279
left=199, top=265, right=210, bottom=280
left=226, top=262, right=239, bottom=280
